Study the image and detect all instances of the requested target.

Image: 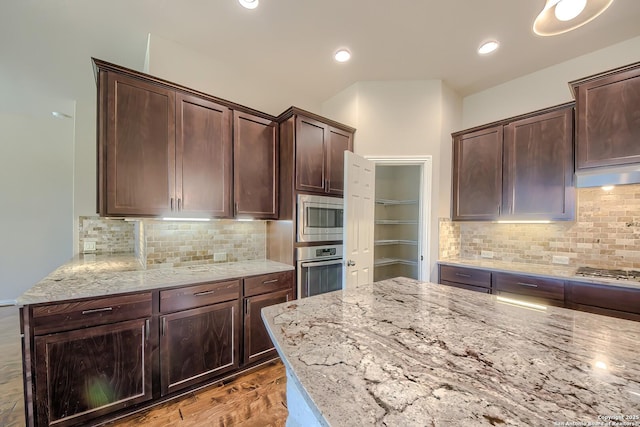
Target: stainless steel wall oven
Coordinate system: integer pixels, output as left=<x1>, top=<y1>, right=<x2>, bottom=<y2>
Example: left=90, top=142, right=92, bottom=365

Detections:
left=296, top=245, right=343, bottom=298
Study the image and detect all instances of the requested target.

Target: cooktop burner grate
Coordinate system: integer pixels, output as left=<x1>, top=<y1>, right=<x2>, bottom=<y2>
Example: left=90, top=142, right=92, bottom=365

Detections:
left=575, top=266, right=640, bottom=280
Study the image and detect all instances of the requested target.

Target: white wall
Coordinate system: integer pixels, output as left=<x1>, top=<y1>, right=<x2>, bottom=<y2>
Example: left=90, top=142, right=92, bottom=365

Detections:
left=147, top=34, right=322, bottom=116
left=322, top=80, right=463, bottom=281
left=463, top=35, right=640, bottom=129
left=0, top=111, right=74, bottom=301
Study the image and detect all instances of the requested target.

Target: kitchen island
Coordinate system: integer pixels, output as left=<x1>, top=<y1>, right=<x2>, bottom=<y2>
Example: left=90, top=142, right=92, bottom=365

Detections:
left=262, top=277, right=640, bottom=426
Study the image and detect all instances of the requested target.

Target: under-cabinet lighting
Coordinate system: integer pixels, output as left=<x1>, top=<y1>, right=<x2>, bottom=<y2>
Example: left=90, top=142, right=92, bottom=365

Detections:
left=236, top=218, right=254, bottom=222
left=161, top=217, right=211, bottom=222
left=601, top=185, right=615, bottom=191
left=494, top=220, right=552, bottom=224
left=496, top=296, right=547, bottom=311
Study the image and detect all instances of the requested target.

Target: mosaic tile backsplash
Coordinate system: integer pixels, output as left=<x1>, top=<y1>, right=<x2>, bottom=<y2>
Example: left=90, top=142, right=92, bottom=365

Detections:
left=439, top=185, right=640, bottom=269
left=78, top=217, right=267, bottom=269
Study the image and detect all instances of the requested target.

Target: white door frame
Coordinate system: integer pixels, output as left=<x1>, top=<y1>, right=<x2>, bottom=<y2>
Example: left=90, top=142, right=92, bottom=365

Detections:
left=364, top=155, right=433, bottom=282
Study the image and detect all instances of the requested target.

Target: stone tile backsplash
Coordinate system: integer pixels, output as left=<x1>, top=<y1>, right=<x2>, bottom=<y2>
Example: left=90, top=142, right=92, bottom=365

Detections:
left=79, top=217, right=267, bottom=269
left=439, top=185, right=640, bottom=269
left=438, top=219, right=460, bottom=259
left=141, top=220, right=266, bottom=269
left=79, top=216, right=135, bottom=254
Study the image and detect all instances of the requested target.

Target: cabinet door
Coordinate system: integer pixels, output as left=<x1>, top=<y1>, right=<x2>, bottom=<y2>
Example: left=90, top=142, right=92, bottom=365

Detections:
left=243, top=289, right=293, bottom=365
left=566, top=281, right=640, bottom=321
left=176, top=92, right=232, bottom=217
left=575, top=64, right=640, bottom=169
left=503, top=106, right=574, bottom=220
left=105, top=72, right=175, bottom=216
left=34, top=318, right=152, bottom=427
left=326, top=126, right=353, bottom=196
left=160, top=300, right=239, bottom=395
left=295, top=116, right=327, bottom=193
left=233, top=111, right=278, bottom=218
left=452, top=126, right=503, bottom=220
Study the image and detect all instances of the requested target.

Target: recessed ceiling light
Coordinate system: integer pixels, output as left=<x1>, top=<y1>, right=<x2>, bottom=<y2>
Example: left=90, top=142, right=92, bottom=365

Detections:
left=238, top=0, right=258, bottom=10
left=478, top=40, right=499, bottom=55
left=334, top=49, right=351, bottom=63
left=555, top=0, right=587, bottom=21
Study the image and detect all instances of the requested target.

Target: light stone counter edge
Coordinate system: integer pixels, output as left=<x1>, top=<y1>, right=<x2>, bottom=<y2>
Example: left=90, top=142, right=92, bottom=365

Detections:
left=17, top=254, right=294, bottom=306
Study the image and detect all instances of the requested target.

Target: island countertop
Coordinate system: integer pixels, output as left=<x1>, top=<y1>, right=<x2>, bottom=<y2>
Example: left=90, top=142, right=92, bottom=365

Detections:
left=262, top=277, right=640, bottom=426
left=17, top=254, right=293, bottom=305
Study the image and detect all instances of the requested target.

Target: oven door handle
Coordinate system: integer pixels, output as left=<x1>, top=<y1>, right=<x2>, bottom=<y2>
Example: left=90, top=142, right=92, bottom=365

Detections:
left=300, top=259, right=343, bottom=268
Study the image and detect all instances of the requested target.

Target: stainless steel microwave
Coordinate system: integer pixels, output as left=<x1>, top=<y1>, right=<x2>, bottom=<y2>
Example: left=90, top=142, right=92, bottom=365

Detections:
left=296, top=194, right=344, bottom=242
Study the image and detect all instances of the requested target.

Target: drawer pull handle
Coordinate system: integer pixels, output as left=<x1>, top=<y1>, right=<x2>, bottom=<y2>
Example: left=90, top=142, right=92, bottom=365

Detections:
left=516, top=282, right=538, bottom=288
left=262, top=279, right=279, bottom=284
left=455, top=273, right=471, bottom=278
left=194, top=290, right=216, bottom=297
left=81, top=307, right=113, bottom=315
left=145, top=319, right=150, bottom=341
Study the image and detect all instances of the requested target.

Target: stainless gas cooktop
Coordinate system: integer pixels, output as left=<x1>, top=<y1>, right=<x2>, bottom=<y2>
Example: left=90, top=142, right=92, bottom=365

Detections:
left=575, top=266, right=640, bottom=281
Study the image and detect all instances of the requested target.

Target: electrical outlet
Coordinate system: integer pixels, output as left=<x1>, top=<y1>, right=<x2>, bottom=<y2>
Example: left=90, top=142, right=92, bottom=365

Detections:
left=83, top=241, right=96, bottom=252
left=481, top=250, right=494, bottom=259
left=214, top=252, right=227, bottom=262
left=552, top=255, right=570, bottom=265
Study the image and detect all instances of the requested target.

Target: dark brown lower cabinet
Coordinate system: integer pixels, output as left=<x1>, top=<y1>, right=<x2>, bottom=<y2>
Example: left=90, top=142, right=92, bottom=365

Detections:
left=566, top=281, right=640, bottom=322
left=438, top=264, right=492, bottom=293
left=160, top=300, right=239, bottom=395
left=22, top=269, right=294, bottom=426
left=243, top=288, right=293, bottom=365
left=34, top=318, right=152, bottom=427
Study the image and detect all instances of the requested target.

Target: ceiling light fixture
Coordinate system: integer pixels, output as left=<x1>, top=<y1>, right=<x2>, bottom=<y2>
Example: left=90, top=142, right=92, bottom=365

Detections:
left=51, top=111, right=73, bottom=119
left=334, top=49, right=351, bottom=63
left=238, top=0, right=258, bottom=10
left=533, top=0, right=615, bottom=36
left=478, top=40, right=499, bottom=55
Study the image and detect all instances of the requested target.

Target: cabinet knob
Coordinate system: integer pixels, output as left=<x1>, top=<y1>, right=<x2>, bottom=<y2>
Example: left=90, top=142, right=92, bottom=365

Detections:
left=347, top=260, right=356, bottom=267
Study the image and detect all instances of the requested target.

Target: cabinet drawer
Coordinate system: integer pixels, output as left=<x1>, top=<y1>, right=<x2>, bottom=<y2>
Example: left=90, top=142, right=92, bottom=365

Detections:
left=441, top=281, right=491, bottom=294
left=439, top=265, right=491, bottom=289
left=160, top=280, right=240, bottom=313
left=244, top=271, right=294, bottom=297
left=568, top=281, right=640, bottom=315
left=494, top=273, right=564, bottom=302
left=31, top=292, right=152, bottom=335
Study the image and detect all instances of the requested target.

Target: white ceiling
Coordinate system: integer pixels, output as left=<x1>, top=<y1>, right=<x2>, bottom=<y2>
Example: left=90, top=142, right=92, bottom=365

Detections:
left=2, top=0, right=640, bottom=116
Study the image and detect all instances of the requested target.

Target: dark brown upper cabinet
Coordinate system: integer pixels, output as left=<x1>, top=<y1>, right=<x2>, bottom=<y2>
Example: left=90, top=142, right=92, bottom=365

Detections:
left=502, top=105, right=574, bottom=220
left=176, top=92, right=232, bottom=217
left=100, top=70, right=176, bottom=216
left=571, top=61, right=640, bottom=170
left=452, top=103, right=575, bottom=221
left=96, top=63, right=232, bottom=218
left=279, top=108, right=354, bottom=197
left=452, top=125, right=503, bottom=221
left=233, top=111, right=278, bottom=219
left=94, top=58, right=277, bottom=219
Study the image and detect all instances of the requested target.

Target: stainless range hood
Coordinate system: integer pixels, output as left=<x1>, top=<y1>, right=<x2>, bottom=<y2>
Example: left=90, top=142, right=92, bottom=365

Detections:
left=575, top=164, right=640, bottom=188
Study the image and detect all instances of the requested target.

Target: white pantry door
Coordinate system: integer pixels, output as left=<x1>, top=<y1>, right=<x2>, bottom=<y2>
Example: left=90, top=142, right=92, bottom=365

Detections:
left=343, top=151, right=375, bottom=289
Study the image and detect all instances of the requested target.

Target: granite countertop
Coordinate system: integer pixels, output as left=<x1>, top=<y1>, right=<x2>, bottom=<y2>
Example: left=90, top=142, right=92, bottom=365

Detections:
left=439, top=257, right=640, bottom=290
left=263, top=277, right=640, bottom=426
left=18, top=254, right=294, bottom=305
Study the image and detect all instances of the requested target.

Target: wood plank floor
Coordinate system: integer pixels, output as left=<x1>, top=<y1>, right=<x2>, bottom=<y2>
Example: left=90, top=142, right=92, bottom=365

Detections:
left=106, top=361, right=287, bottom=427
